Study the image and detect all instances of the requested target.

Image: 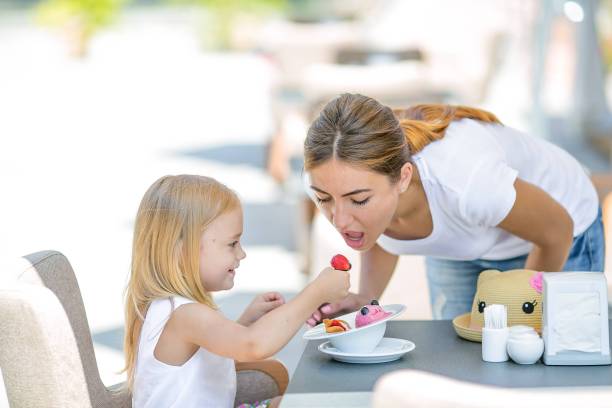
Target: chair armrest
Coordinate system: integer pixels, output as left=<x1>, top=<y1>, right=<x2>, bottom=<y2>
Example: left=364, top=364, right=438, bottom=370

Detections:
left=236, top=359, right=288, bottom=393
left=107, top=382, right=132, bottom=408
left=235, top=359, right=288, bottom=406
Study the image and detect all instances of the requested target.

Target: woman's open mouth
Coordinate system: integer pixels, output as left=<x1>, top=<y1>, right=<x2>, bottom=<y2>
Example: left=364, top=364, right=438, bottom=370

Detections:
left=343, top=231, right=365, bottom=249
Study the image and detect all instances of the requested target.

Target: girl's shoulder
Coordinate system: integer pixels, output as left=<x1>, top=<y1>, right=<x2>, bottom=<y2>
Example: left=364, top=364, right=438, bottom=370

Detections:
left=144, top=296, right=219, bottom=344
left=147, top=296, right=193, bottom=317
left=146, top=296, right=214, bottom=328
left=164, top=297, right=219, bottom=327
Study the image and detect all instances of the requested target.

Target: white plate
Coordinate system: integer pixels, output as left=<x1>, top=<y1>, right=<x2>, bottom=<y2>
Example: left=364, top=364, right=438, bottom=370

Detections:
left=318, top=337, right=415, bottom=363
left=303, top=304, right=406, bottom=341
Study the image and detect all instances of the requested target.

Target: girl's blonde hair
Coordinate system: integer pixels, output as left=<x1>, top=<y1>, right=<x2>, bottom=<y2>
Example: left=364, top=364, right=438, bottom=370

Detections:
left=122, top=174, right=240, bottom=390
left=304, top=93, right=501, bottom=180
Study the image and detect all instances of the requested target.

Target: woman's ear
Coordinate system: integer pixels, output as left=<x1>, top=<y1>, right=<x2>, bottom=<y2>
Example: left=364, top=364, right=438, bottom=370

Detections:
left=398, top=162, right=413, bottom=193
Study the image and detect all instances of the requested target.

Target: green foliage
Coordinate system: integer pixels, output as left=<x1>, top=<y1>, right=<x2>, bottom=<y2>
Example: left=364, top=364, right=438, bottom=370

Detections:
left=169, top=0, right=287, bottom=49
left=36, top=0, right=128, bottom=37
left=172, top=0, right=287, bottom=14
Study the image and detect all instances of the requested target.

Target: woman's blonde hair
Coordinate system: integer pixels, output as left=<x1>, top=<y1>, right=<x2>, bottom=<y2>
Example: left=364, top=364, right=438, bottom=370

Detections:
left=122, top=174, right=240, bottom=390
left=304, top=93, right=501, bottom=180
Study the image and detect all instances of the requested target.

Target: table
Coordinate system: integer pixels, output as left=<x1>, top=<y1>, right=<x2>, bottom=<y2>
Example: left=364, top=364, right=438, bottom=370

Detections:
left=280, top=320, right=612, bottom=407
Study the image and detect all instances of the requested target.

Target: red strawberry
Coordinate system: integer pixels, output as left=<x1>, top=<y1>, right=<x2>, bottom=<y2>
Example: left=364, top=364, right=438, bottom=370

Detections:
left=331, top=254, right=351, bottom=271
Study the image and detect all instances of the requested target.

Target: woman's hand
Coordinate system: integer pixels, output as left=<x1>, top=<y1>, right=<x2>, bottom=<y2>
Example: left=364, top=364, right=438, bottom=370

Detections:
left=238, top=292, right=286, bottom=326
left=306, top=292, right=368, bottom=327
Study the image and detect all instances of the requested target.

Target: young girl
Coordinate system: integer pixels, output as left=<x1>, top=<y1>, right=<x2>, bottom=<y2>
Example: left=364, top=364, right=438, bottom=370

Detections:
left=123, top=175, right=350, bottom=408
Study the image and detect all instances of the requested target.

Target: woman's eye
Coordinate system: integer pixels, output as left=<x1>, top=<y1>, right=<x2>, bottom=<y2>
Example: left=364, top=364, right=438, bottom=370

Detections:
left=315, top=196, right=331, bottom=204
left=351, top=197, right=370, bottom=206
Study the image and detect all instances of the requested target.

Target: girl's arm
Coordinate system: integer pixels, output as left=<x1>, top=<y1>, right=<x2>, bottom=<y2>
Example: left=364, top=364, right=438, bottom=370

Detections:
left=163, top=267, right=349, bottom=362
left=307, top=243, right=399, bottom=326
left=498, top=178, right=574, bottom=271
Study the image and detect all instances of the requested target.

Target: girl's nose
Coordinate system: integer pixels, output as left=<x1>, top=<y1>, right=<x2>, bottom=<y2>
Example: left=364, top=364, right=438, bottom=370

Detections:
left=238, top=244, right=246, bottom=260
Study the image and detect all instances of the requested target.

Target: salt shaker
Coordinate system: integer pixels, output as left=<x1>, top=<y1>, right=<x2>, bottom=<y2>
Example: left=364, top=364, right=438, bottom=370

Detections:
left=482, top=304, right=509, bottom=362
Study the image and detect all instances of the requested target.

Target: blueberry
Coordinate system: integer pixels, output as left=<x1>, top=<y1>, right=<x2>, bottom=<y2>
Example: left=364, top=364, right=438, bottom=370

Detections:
left=360, top=306, right=369, bottom=315
left=370, top=300, right=379, bottom=305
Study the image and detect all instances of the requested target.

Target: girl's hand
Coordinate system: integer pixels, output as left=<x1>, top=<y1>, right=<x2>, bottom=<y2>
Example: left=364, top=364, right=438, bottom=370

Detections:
left=306, top=292, right=367, bottom=327
left=312, top=266, right=351, bottom=303
left=238, top=292, right=286, bottom=326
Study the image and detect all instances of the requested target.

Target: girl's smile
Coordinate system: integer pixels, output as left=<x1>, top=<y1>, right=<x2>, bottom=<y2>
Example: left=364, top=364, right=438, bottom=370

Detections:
left=199, top=207, right=246, bottom=291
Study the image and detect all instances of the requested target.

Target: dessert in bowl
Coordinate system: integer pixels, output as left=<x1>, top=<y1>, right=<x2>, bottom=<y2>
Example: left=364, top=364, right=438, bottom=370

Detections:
left=303, top=302, right=406, bottom=353
left=323, top=318, right=351, bottom=333
left=355, top=300, right=392, bottom=328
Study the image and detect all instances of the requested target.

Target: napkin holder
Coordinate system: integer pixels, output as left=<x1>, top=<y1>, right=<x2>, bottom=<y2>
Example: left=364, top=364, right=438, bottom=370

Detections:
left=542, top=272, right=611, bottom=365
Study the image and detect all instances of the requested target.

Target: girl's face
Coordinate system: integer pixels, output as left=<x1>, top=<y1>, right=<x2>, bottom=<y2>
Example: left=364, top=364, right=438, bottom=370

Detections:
left=199, top=207, right=246, bottom=291
left=308, top=159, right=411, bottom=252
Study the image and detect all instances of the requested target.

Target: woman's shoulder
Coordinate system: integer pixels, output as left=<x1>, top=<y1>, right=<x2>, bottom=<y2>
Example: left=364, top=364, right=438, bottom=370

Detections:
left=443, top=118, right=505, bottom=149
left=415, top=119, right=508, bottom=188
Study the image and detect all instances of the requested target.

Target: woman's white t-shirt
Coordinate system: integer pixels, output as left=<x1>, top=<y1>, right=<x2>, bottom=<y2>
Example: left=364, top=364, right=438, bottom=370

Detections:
left=377, top=118, right=599, bottom=261
left=133, top=296, right=237, bottom=408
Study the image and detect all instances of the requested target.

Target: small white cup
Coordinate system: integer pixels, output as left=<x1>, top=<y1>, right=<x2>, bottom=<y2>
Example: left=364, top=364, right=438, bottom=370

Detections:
left=482, top=327, right=509, bottom=362
left=507, top=336, right=544, bottom=364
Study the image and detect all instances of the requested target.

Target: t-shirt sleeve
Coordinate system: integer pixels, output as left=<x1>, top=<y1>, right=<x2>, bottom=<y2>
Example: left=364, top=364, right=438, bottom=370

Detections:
left=459, top=158, right=518, bottom=227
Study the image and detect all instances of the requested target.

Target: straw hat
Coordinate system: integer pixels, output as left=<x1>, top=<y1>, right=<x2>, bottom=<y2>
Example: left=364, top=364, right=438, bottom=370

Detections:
left=452, top=269, right=543, bottom=342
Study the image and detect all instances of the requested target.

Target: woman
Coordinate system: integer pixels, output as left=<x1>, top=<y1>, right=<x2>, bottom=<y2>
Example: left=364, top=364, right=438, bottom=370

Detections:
left=304, top=93, right=603, bottom=323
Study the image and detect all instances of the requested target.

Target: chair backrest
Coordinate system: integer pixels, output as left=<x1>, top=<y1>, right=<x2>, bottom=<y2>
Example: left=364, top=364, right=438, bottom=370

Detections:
left=0, top=250, right=130, bottom=408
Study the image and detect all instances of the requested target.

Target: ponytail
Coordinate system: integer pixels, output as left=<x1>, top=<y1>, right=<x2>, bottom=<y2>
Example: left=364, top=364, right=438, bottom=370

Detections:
left=304, top=94, right=503, bottom=182
left=394, top=104, right=502, bottom=154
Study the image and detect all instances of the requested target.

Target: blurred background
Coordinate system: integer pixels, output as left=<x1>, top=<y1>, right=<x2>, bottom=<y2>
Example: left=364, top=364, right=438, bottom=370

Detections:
left=1, top=0, right=612, bottom=404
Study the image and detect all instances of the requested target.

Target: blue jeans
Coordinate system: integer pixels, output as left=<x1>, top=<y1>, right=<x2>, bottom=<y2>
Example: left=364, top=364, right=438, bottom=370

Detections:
left=425, top=208, right=605, bottom=320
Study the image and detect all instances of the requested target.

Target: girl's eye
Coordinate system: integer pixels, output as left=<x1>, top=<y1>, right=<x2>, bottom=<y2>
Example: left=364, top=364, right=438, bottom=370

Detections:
left=315, top=196, right=331, bottom=204
left=230, top=241, right=239, bottom=248
left=351, top=197, right=370, bottom=206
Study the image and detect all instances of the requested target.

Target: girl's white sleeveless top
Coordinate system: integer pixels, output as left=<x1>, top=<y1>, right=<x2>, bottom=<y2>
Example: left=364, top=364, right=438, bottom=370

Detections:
left=133, top=296, right=237, bottom=408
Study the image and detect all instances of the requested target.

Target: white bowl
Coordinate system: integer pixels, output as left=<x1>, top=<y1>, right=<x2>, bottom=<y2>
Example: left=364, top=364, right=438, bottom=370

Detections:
left=509, top=325, right=538, bottom=337
left=507, top=337, right=544, bottom=364
left=303, top=304, right=406, bottom=353
left=509, top=332, right=540, bottom=342
left=329, top=320, right=387, bottom=353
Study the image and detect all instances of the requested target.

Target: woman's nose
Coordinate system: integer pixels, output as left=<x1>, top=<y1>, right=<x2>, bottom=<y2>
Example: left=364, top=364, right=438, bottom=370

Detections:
left=332, top=204, right=352, bottom=229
